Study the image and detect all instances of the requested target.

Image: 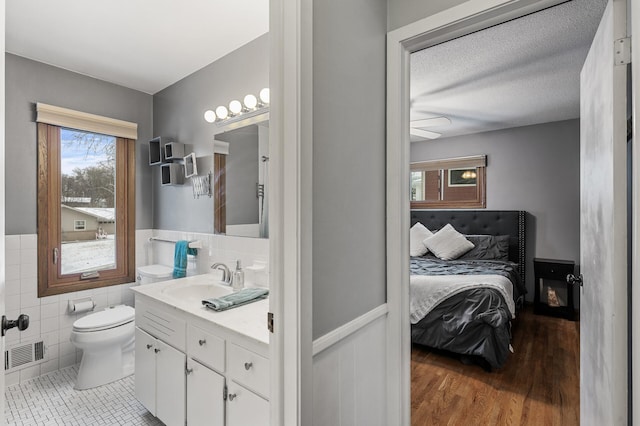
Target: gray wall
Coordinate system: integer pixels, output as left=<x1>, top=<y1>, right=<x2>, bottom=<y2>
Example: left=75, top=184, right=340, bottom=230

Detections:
left=214, top=125, right=259, bottom=225
left=387, top=0, right=467, bottom=31
left=152, top=35, right=268, bottom=233
left=411, top=119, right=581, bottom=301
left=312, top=0, right=387, bottom=338
left=5, top=53, right=153, bottom=234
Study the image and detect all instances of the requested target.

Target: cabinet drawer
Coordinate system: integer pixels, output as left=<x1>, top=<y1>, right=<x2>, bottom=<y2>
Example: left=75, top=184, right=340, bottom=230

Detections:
left=534, top=260, right=574, bottom=280
left=136, top=301, right=186, bottom=352
left=187, top=324, right=225, bottom=373
left=227, top=343, right=269, bottom=399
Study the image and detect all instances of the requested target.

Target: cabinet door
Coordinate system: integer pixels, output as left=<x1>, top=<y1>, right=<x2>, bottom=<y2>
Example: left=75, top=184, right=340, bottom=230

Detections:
left=156, top=340, right=186, bottom=426
left=187, top=358, right=225, bottom=426
left=134, top=327, right=156, bottom=416
left=226, top=381, right=269, bottom=426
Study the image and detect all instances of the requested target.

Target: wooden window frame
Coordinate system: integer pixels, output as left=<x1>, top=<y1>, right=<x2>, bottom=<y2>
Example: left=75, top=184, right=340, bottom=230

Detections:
left=213, top=153, right=227, bottom=234
left=74, top=220, right=87, bottom=231
left=37, top=123, right=136, bottom=297
left=410, top=155, right=486, bottom=209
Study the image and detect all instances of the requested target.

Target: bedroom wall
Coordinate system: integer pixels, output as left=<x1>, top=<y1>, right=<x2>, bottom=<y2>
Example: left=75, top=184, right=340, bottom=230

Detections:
left=5, top=53, right=154, bottom=234
left=152, top=34, right=268, bottom=234
left=411, top=119, right=581, bottom=302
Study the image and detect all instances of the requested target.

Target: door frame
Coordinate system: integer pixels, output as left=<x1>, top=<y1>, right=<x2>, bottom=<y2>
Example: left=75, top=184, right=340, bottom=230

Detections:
left=269, top=0, right=314, bottom=425
left=385, top=0, right=597, bottom=423
left=0, top=1, right=5, bottom=422
left=631, top=0, right=640, bottom=422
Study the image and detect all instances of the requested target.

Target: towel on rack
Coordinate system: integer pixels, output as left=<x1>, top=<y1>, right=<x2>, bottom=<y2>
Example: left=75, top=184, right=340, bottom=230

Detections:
left=173, top=240, right=198, bottom=279
left=202, top=288, right=269, bottom=312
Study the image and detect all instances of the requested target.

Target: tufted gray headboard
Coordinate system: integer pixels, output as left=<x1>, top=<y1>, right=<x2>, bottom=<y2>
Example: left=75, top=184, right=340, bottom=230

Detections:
left=410, top=210, right=526, bottom=284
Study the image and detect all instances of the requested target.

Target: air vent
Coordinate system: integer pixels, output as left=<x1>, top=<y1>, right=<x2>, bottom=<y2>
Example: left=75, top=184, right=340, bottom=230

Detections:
left=5, top=340, right=45, bottom=371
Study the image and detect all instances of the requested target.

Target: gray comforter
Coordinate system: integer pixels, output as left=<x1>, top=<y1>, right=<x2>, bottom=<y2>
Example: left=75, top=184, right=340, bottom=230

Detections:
left=410, top=256, right=525, bottom=370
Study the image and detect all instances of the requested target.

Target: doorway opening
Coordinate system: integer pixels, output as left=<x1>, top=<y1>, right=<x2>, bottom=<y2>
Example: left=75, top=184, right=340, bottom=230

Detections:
left=387, top=0, right=615, bottom=424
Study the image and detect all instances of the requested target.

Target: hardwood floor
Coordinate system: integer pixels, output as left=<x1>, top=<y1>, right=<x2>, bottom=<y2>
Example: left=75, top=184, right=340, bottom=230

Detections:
left=411, top=306, right=579, bottom=426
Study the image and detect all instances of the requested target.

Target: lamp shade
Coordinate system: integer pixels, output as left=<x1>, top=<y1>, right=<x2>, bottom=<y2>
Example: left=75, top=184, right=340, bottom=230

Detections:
left=244, top=94, right=258, bottom=109
left=259, top=88, right=270, bottom=104
left=204, top=110, right=216, bottom=123
left=215, top=106, right=228, bottom=120
left=229, top=100, right=242, bottom=114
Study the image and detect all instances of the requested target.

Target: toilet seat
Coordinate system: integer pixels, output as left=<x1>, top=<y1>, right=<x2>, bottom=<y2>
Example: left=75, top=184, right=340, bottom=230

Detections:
left=73, top=305, right=135, bottom=332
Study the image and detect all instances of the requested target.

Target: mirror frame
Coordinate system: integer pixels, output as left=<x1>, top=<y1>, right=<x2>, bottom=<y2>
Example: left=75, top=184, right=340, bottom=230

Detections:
left=212, top=110, right=269, bottom=237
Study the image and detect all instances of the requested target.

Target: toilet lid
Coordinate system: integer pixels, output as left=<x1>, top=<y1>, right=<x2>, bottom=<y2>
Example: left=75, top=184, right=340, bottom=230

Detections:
left=138, top=264, right=173, bottom=279
left=73, top=305, right=135, bottom=332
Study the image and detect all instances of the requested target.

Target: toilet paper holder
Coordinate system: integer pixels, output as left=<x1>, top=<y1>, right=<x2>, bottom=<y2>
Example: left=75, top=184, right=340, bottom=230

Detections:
left=68, top=298, right=96, bottom=314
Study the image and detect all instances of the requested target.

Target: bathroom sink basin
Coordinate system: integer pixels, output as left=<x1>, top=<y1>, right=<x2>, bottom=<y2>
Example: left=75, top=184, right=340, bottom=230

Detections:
left=162, top=282, right=233, bottom=303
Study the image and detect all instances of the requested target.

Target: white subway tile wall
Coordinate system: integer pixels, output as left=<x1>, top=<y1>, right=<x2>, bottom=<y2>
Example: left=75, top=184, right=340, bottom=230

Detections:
left=4, top=229, right=269, bottom=386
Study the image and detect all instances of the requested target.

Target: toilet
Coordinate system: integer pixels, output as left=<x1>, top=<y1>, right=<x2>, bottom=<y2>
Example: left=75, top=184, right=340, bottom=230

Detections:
left=136, top=264, right=174, bottom=285
left=70, top=305, right=136, bottom=390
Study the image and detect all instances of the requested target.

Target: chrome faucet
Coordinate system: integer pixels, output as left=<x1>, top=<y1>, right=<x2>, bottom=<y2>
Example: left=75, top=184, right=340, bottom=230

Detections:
left=210, top=262, right=231, bottom=284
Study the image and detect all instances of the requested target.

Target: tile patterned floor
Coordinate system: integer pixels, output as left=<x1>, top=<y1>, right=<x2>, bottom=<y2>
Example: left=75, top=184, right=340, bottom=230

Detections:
left=5, top=366, right=163, bottom=425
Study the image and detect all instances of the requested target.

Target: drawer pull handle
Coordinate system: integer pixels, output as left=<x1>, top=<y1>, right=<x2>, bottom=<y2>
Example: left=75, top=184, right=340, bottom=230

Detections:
left=154, top=348, right=160, bottom=354
left=146, top=344, right=153, bottom=350
left=228, top=393, right=237, bottom=401
left=199, top=339, right=207, bottom=346
left=244, top=362, right=253, bottom=370
left=186, top=368, right=193, bottom=375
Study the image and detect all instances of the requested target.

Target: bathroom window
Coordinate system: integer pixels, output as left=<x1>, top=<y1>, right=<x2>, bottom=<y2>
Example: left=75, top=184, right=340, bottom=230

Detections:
left=36, top=104, right=136, bottom=297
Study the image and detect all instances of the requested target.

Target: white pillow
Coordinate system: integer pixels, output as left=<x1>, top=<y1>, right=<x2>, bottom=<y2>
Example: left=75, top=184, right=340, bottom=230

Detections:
left=423, top=224, right=474, bottom=260
left=409, top=222, right=433, bottom=256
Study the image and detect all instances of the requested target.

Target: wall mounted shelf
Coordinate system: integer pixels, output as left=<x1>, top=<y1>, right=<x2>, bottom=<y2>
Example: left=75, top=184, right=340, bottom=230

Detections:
left=161, top=163, right=184, bottom=186
left=165, top=142, right=185, bottom=162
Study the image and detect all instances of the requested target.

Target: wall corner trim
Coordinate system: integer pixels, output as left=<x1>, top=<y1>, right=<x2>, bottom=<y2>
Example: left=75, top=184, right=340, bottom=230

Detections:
left=312, top=304, right=388, bottom=356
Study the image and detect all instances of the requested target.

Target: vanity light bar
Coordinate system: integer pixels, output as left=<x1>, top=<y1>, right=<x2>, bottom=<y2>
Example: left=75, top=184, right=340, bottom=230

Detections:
left=204, top=88, right=270, bottom=124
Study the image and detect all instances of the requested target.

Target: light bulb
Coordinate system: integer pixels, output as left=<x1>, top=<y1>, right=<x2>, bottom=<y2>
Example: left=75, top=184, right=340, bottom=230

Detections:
left=229, top=100, right=242, bottom=115
left=244, top=94, right=258, bottom=109
left=215, top=106, right=228, bottom=120
left=259, top=88, right=270, bottom=104
left=204, top=110, right=216, bottom=123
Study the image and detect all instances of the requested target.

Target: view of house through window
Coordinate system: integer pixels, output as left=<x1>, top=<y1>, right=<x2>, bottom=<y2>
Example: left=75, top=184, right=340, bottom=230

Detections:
left=410, top=155, right=486, bottom=209
left=38, top=114, right=135, bottom=297
left=60, top=129, right=117, bottom=275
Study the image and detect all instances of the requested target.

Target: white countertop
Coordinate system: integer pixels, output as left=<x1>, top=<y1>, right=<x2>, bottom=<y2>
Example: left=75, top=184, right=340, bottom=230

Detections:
left=131, top=274, right=270, bottom=346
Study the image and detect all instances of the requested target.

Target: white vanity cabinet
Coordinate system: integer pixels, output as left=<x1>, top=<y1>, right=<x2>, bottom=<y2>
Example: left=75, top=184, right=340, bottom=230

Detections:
left=133, top=288, right=270, bottom=426
left=226, top=380, right=269, bottom=426
left=186, top=358, right=225, bottom=426
left=135, top=328, right=186, bottom=426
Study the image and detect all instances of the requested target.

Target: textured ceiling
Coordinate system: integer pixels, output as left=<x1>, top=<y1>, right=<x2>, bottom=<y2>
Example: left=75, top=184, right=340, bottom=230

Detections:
left=410, top=0, right=607, bottom=141
left=6, top=0, right=269, bottom=94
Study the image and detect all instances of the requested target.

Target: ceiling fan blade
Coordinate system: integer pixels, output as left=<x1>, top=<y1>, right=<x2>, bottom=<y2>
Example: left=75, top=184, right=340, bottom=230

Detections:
left=410, top=116, right=451, bottom=128
left=410, top=128, right=441, bottom=139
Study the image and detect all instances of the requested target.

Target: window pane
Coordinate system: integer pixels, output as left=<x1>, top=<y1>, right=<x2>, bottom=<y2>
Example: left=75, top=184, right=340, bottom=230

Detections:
left=443, top=167, right=479, bottom=202
left=410, top=171, right=424, bottom=201
left=59, top=129, right=116, bottom=275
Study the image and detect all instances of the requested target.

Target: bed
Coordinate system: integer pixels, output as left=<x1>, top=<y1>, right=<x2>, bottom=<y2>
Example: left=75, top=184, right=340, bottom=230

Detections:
left=410, top=210, right=527, bottom=370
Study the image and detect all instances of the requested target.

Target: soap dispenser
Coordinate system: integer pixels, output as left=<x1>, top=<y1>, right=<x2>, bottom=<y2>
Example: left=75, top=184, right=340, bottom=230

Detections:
left=232, top=259, right=245, bottom=291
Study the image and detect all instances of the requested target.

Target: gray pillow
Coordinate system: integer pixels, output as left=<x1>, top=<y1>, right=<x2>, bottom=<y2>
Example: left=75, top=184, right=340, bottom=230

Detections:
left=459, top=235, right=510, bottom=261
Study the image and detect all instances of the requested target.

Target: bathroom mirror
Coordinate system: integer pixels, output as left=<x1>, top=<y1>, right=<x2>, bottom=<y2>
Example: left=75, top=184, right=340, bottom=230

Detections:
left=213, top=112, right=269, bottom=238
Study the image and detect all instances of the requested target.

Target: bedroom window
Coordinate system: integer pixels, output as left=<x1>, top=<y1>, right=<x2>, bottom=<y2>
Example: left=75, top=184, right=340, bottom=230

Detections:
left=36, top=103, right=137, bottom=297
left=410, top=155, right=486, bottom=209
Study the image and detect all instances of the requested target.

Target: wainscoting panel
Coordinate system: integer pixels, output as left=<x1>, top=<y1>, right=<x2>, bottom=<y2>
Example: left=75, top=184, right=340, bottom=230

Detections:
left=312, top=308, right=387, bottom=426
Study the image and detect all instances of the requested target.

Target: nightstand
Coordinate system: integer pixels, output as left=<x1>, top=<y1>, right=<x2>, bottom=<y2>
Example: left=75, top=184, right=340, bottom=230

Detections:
left=533, top=258, right=576, bottom=321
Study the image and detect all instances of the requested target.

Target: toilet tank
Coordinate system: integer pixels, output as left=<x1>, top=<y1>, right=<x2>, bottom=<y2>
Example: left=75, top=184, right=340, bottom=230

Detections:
left=136, top=264, right=174, bottom=285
